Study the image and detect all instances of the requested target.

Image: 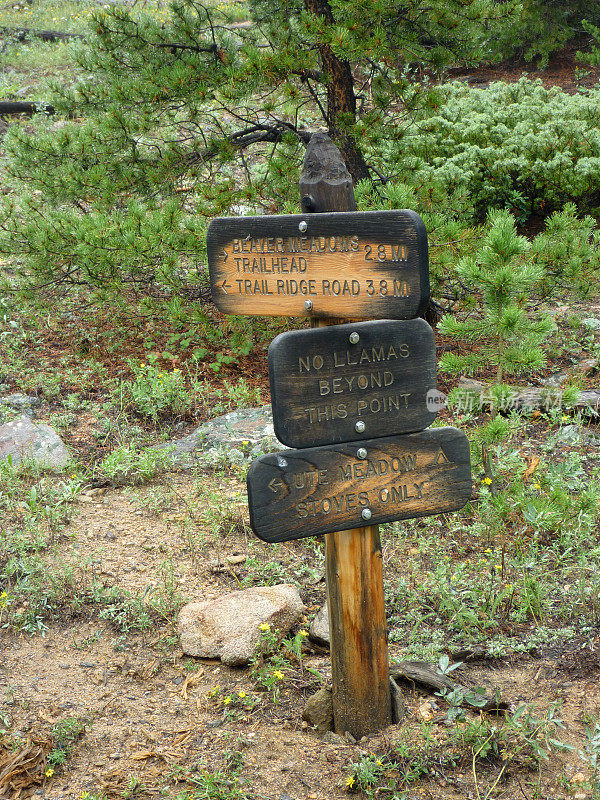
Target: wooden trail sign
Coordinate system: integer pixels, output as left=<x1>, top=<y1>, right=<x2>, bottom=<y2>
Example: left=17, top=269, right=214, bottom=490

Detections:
left=206, top=210, right=429, bottom=320
left=247, top=428, right=472, bottom=543
left=269, top=318, right=437, bottom=448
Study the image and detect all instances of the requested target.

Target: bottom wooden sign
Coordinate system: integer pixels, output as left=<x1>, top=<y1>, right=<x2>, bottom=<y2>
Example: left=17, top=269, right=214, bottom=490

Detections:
left=247, top=427, right=472, bottom=542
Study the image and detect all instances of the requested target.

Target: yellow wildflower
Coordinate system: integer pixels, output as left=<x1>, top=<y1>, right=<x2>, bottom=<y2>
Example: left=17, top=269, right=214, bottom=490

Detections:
left=375, top=759, right=383, bottom=766
left=258, top=623, right=270, bottom=632
left=533, top=482, right=541, bottom=490
left=345, top=775, right=355, bottom=788
left=482, top=477, right=492, bottom=485
left=299, top=630, right=309, bottom=637
left=273, top=670, right=284, bottom=680
left=237, top=691, right=246, bottom=699
left=223, top=697, right=232, bottom=705
left=45, top=768, right=54, bottom=778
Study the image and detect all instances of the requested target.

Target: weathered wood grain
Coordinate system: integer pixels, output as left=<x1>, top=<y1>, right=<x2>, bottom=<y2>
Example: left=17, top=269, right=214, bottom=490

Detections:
left=269, top=318, right=437, bottom=447
left=246, top=427, right=472, bottom=542
left=206, top=210, right=429, bottom=319
left=326, top=525, right=391, bottom=737
left=299, top=131, right=357, bottom=213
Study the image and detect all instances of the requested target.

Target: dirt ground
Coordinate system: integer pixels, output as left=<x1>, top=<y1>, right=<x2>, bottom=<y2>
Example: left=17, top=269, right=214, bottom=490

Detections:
left=2, top=475, right=600, bottom=799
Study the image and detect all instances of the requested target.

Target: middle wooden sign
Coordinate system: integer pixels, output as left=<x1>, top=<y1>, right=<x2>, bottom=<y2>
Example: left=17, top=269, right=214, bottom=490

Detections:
left=269, top=318, right=437, bottom=448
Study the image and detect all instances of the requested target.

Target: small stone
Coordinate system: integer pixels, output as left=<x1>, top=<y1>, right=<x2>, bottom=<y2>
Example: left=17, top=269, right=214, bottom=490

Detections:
left=226, top=554, right=246, bottom=565
left=302, top=686, right=333, bottom=734
left=309, top=603, right=329, bottom=646
left=321, top=730, right=345, bottom=746
left=571, top=773, right=587, bottom=784
left=457, top=376, right=487, bottom=390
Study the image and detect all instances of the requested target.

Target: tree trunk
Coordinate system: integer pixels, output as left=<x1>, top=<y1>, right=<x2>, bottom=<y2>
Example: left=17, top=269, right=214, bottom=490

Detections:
left=303, top=0, right=370, bottom=183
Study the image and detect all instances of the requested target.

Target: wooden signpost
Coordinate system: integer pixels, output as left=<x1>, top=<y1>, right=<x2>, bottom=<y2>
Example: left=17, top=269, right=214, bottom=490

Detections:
left=208, top=132, right=472, bottom=741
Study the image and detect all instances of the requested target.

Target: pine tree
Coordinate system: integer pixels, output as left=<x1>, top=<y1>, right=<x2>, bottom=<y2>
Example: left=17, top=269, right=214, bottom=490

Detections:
left=438, top=210, right=555, bottom=391
left=0, top=0, right=522, bottom=297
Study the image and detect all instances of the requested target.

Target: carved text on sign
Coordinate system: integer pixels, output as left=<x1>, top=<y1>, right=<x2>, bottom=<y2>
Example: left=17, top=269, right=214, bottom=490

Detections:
left=207, top=210, right=429, bottom=318
left=269, top=319, right=437, bottom=448
left=246, top=428, right=472, bottom=542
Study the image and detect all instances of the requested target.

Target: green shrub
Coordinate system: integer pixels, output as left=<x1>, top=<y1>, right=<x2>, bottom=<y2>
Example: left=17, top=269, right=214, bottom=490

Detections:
left=530, top=203, right=600, bottom=298
left=438, top=210, right=555, bottom=386
left=396, top=78, right=600, bottom=217
left=124, top=362, right=190, bottom=421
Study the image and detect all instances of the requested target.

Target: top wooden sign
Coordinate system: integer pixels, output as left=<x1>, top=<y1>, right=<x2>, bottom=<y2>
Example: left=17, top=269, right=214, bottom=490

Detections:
left=207, top=210, right=429, bottom=319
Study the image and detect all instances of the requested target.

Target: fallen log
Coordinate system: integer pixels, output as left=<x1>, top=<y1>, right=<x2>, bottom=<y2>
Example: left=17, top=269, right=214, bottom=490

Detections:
left=0, top=26, right=84, bottom=42
left=390, top=660, right=509, bottom=713
left=0, top=101, right=54, bottom=116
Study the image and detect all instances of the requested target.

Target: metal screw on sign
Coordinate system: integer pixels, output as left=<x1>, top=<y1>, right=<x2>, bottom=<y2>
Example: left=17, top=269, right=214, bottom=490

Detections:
left=361, top=508, right=373, bottom=521
left=349, top=331, right=360, bottom=344
left=299, top=220, right=308, bottom=232
left=355, top=420, right=366, bottom=433
left=356, top=448, right=367, bottom=460
left=304, top=299, right=313, bottom=311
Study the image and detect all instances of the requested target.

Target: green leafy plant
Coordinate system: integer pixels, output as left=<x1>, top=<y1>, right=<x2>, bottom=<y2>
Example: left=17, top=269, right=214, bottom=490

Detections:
left=98, top=443, right=176, bottom=482
left=207, top=685, right=260, bottom=721
left=48, top=716, right=86, bottom=768
left=250, top=624, right=315, bottom=703
left=123, top=362, right=190, bottom=421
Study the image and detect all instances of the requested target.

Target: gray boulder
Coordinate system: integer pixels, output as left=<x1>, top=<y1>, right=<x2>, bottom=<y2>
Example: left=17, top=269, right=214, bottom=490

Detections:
left=0, top=415, right=70, bottom=469
left=177, top=584, right=304, bottom=666
left=554, top=424, right=600, bottom=446
left=1, top=393, right=41, bottom=413
left=167, top=406, right=284, bottom=465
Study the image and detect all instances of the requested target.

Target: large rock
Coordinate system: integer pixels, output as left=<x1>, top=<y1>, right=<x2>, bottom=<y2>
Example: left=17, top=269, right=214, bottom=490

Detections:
left=0, top=415, right=70, bottom=469
left=166, top=406, right=284, bottom=466
left=177, top=584, right=304, bottom=666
